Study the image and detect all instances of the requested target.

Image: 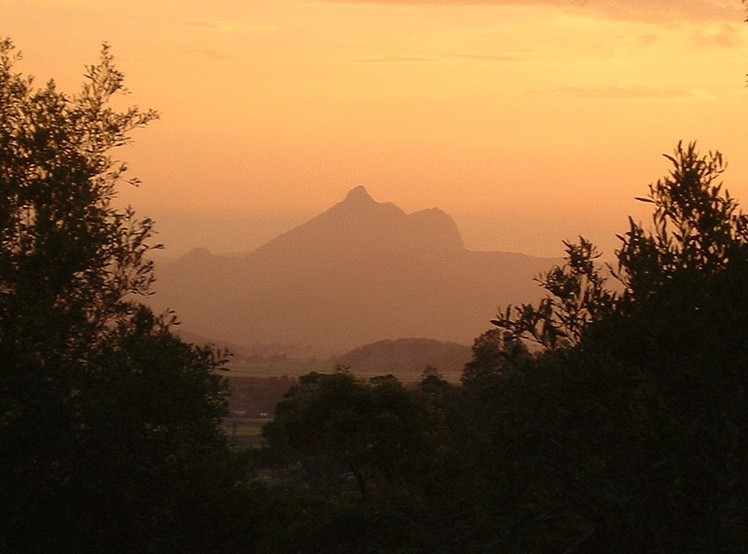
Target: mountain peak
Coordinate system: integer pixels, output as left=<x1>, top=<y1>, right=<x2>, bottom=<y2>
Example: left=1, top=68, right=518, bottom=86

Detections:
left=332, top=185, right=404, bottom=221
left=343, top=185, right=375, bottom=204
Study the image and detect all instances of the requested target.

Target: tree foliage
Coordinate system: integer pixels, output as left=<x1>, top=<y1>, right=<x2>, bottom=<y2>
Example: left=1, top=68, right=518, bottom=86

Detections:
left=461, top=328, right=528, bottom=391
left=484, top=142, right=748, bottom=551
left=0, top=40, right=254, bottom=552
left=263, top=369, right=445, bottom=501
left=250, top=369, right=455, bottom=551
left=491, top=237, right=614, bottom=350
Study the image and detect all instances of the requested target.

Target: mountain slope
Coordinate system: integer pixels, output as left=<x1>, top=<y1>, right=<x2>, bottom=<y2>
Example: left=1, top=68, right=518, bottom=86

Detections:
left=150, top=187, right=557, bottom=355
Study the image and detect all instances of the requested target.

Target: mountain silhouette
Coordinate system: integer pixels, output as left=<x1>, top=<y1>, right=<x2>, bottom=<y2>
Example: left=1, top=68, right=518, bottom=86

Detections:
left=150, top=187, right=558, bottom=355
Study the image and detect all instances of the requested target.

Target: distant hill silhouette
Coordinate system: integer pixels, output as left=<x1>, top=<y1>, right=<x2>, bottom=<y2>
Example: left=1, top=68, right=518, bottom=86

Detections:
left=150, top=187, right=559, bottom=355
left=333, top=338, right=472, bottom=375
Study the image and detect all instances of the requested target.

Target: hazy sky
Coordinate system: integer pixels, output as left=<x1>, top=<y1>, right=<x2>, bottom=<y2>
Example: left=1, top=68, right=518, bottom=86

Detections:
left=4, top=0, right=748, bottom=257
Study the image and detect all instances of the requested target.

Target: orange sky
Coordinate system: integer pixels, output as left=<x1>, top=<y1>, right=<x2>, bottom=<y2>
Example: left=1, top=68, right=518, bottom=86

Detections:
left=4, top=0, right=748, bottom=257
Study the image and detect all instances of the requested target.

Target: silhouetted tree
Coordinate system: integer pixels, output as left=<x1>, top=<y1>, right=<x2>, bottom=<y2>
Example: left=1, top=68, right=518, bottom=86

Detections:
left=255, top=369, right=454, bottom=551
left=462, top=328, right=529, bottom=391
left=491, top=237, right=614, bottom=351
left=264, top=369, right=443, bottom=500
left=486, top=142, right=748, bottom=551
left=0, top=40, right=254, bottom=552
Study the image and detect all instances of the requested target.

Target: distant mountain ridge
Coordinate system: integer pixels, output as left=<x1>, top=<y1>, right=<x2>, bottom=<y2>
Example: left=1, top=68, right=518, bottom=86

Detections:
left=245, top=186, right=464, bottom=283
left=150, top=187, right=558, bottom=355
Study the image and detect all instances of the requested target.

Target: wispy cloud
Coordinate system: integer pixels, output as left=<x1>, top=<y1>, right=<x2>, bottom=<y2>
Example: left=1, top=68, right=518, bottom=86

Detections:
left=315, top=0, right=743, bottom=23
left=535, top=85, right=696, bottom=99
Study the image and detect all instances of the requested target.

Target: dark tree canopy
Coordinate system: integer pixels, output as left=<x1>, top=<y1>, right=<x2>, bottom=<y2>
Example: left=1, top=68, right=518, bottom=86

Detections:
left=263, top=369, right=444, bottom=501
left=0, top=40, right=254, bottom=552
left=485, top=142, right=748, bottom=551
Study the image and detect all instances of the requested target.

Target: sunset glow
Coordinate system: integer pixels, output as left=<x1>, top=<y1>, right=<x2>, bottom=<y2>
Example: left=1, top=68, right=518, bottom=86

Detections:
left=5, top=0, right=747, bottom=256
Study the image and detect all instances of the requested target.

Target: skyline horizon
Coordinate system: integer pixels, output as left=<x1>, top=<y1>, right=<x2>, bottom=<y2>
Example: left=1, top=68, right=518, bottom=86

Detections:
left=145, top=178, right=671, bottom=260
